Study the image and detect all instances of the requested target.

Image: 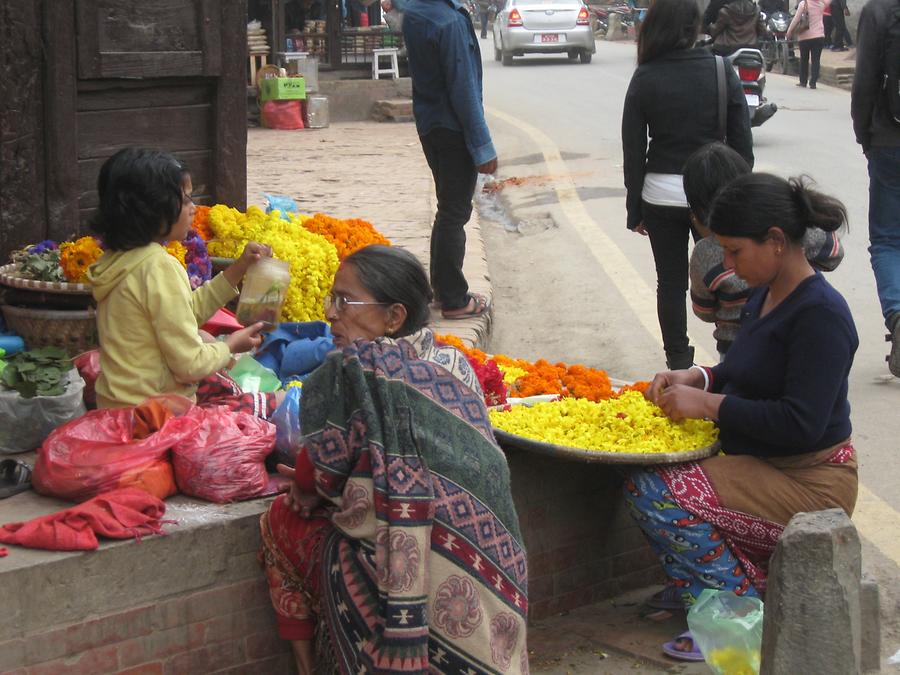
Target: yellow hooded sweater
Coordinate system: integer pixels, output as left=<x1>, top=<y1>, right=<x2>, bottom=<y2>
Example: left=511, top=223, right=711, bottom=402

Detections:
left=89, top=243, right=238, bottom=408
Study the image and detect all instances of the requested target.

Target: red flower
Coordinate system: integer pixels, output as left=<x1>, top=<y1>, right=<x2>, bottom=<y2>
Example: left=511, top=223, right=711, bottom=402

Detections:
left=468, top=355, right=508, bottom=407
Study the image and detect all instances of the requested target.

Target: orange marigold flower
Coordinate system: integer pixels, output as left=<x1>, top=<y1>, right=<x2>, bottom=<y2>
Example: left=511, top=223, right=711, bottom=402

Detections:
left=298, top=213, right=391, bottom=259
left=192, top=205, right=213, bottom=241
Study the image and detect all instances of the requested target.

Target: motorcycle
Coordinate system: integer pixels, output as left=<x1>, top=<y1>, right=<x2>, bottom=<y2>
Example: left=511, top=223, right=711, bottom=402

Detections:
left=759, top=10, right=795, bottom=72
left=727, top=47, right=778, bottom=127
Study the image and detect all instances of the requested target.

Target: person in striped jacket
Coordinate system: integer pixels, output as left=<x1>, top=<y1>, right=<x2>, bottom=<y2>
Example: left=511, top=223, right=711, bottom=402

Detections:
left=685, top=143, right=844, bottom=359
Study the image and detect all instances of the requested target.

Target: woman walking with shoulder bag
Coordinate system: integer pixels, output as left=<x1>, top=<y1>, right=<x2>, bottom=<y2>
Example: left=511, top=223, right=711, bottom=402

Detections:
left=622, top=0, right=754, bottom=370
left=787, top=0, right=831, bottom=88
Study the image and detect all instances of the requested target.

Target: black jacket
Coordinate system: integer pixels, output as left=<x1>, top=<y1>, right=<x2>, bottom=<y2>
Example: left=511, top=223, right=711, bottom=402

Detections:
left=621, top=48, right=754, bottom=230
left=851, top=0, right=900, bottom=152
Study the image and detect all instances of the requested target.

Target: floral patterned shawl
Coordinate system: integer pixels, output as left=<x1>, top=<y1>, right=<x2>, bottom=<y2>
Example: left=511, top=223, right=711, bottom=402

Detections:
left=300, top=331, right=529, bottom=674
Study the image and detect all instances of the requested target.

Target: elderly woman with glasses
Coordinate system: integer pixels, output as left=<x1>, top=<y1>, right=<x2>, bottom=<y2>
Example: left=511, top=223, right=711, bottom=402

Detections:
left=259, top=244, right=529, bottom=675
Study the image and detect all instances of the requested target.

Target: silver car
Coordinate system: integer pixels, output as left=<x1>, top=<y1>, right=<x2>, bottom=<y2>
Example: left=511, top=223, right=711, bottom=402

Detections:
left=492, top=0, right=596, bottom=65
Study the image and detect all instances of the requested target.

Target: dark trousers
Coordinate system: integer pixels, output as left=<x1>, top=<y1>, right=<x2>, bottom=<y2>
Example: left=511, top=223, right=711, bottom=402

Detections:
left=420, top=127, right=478, bottom=310
left=479, top=9, right=490, bottom=38
left=642, top=201, right=700, bottom=369
left=798, top=37, right=825, bottom=86
left=831, top=7, right=847, bottom=48
left=823, top=14, right=833, bottom=46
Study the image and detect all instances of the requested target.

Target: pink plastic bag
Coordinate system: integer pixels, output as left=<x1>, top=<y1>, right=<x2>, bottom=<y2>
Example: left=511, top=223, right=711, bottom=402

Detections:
left=33, top=396, right=198, bottom=502
left=172, top=407, right=276, bottom=503
left=261, top=100, right=304, bottom=130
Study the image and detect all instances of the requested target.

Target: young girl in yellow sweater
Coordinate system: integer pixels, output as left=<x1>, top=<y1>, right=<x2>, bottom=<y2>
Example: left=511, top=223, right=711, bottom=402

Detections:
left=89, top=147, right=278, bottom=416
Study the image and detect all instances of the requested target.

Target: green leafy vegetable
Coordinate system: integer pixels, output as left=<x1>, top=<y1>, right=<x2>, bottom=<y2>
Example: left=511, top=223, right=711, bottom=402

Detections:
left=0, top=347, right=73, bottom=398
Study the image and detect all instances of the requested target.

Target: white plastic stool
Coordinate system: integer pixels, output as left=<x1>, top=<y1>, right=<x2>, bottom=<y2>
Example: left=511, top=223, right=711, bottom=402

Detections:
left=372, top=48, right=400, bottom=80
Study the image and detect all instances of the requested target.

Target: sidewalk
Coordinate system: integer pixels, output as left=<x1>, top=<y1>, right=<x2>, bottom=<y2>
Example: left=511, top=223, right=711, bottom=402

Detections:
left=819, top=45, right=856, bottom=89
left=246, top=123, right=492, bottom=349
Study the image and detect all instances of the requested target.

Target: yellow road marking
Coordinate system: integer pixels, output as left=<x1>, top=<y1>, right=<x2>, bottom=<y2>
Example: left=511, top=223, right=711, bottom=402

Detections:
left=485, top=105, right=715, bottom=365
left=486, top=105, right=900, bottom=567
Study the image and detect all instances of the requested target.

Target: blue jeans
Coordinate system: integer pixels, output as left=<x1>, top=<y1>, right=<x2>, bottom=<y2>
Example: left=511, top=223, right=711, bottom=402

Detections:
left=867, top=146, right=900, bottom=328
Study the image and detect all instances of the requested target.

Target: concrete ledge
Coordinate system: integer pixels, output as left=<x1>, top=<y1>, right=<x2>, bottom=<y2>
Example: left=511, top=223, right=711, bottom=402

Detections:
left=317, top=77, right=412, bottom=122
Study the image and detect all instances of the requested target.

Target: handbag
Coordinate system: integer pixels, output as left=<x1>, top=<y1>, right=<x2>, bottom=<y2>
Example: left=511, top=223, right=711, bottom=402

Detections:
left=797, top=1, right=810, bottom=31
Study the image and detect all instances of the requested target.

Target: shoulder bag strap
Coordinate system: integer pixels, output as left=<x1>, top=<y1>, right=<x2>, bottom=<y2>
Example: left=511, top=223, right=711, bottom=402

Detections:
left=715, top=55, right=727, bottom=142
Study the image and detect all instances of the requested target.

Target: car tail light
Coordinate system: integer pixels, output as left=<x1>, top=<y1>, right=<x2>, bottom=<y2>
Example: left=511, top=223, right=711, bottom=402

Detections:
left=577, top=6, right=590, bottom=24
left=508, top=8, right=523, bottom=26
left=737, top=65, right=761, bottom=81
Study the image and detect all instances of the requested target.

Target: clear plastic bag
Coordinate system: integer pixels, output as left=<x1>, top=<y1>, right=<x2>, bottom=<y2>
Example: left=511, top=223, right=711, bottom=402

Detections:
left=172, top=406, right=276, bottom=503
left=0, top=371, right=87, bottom=454
left=687, top=589, right=764, bottom=675
left=271, top=386, right=302, bottom=467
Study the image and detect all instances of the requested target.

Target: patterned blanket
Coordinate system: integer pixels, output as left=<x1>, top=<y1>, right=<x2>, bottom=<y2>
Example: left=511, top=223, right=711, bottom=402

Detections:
left=300, top=336, right=529, bottom=674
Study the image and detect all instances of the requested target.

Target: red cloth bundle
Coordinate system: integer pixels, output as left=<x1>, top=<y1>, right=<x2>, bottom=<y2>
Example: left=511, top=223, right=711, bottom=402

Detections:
left=0, top=487, right=169, bottom=551
left=172, top=406, right=276, bottom=503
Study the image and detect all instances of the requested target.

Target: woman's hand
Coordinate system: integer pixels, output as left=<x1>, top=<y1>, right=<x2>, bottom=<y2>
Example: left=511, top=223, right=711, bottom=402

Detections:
left=645, top=368, right=705, bottom=403
left=223, top=242, right=273, bottom=288
left=655, top=384, right=723, bottom=423
left=276, top=463, right=324, bottom=517
left=224, top=321, right=266, bottom=354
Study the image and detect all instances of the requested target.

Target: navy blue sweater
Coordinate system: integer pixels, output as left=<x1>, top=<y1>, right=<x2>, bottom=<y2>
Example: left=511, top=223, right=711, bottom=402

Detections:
left=709, top=273, right=858, bottom=458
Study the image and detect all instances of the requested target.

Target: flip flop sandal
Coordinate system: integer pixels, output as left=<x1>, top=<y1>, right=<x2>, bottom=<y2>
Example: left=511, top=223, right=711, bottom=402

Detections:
left=0, top=459, right=33, bottom=499
left=646, top=585, right=688, bottom=611
left=662, top=631, right=705, bottom=662
left=441, top=293, right=491, bottom=321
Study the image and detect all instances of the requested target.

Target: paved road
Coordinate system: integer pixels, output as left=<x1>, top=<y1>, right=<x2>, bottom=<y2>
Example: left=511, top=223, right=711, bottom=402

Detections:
left=477, top=38, right=900, bottom=664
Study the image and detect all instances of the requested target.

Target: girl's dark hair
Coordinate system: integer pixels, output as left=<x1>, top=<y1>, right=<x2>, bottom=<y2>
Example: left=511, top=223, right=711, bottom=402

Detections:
left=92, top=147, right=188, bottom=251
left=343, top=245, right=433, bottom=337
left=683, top=143, right=752, bottom=224
left=708, top=173, right=848, bottom=242
left=637, top=0, right=701, bottom=64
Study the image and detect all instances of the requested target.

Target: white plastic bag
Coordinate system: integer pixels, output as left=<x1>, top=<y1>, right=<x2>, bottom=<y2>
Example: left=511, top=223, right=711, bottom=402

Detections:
left=0, top=371, right=87, bottom=453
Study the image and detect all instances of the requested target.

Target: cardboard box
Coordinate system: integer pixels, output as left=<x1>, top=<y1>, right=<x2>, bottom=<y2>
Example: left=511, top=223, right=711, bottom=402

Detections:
left=259, top=76, right=306, bottom=102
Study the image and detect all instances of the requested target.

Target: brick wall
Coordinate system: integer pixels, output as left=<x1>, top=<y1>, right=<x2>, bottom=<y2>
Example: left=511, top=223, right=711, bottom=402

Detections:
left=0, top=578, right=292, bottom=675
left=505, top=447, right=663, bottom=620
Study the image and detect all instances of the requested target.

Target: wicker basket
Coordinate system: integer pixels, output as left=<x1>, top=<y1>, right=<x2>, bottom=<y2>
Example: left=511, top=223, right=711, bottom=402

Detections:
left=1, top=305, right=98, bottom=354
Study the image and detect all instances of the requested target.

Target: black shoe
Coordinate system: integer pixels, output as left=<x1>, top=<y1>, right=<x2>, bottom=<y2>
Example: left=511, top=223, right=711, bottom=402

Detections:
left=666, top=346, right=695, bottom=371
left=810, top=82, right=817, bottom=89
left=796, top=82, right=807, bottom=87
left=888, top=314, right=900, bottom=377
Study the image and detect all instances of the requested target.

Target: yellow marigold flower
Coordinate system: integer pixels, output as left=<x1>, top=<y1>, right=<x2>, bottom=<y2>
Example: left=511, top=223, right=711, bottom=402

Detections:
left=59, top=236, right=103, bottom=283
left=489, top=391, right=718, bottom=454
left=165, top=240, right=187, bottom=267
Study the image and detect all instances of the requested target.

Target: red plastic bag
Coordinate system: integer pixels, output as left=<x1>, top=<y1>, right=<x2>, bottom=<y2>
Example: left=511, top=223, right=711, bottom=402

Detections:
left=73, top=350, right=101, bottom=409
left=261, top=100, right=304, bottom=130
left=33, top=397, right=198, bottom=502
left=201, top=308, right=244, bottom=337
left=172, top=406, right=276, bottom=503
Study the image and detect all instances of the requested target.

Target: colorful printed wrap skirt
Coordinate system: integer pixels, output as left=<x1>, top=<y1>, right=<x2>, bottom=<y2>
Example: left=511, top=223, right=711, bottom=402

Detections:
left=260, top=331, right=529, bottom=674
left=624, top=443, right=857, bottom=605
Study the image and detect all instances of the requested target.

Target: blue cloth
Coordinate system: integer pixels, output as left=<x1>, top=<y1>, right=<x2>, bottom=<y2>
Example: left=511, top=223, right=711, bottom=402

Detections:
left=402, top=0, right=497, bottom=166
left=624, top=467, right=758, bottom=605
left=867, top=146, right=900, bottom=327
left=710, top=272, right=858, bottom=458
left=255, top=322, right=334, bottom=382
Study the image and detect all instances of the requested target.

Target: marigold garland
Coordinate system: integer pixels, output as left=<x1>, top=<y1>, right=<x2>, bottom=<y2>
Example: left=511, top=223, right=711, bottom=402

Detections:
left=489, top=392, right=718, bottom=454
left=164, top=240, right=187, bottom=267
left=59, top=236, right=104, bottom=283
left=294, top=213, right=391, bottom=260
left=192, top=205, right=214, bottom=241
left=206, top=205, right=339, bottom=321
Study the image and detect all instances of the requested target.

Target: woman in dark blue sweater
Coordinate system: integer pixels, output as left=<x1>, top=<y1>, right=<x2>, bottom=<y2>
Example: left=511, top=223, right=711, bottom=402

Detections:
left=624, top=173, right=859, bottom=661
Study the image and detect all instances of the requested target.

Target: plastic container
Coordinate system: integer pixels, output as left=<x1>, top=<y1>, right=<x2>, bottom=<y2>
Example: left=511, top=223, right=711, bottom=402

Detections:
left=305, top=95, right=330, bottom=129
left=235, top=258, right=291, bottom=327
left=0, top=335, right=25, bottom=356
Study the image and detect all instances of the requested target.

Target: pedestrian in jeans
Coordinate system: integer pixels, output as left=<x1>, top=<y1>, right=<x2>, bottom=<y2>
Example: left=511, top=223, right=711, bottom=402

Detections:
left=786, top=0, right=829, bottom=88
left=829, top=0, right=849, bottom=50
left=851, top=0, right=900, bottom=376
left=402, top=0, right=495, bottom=320
left=622, top=0, right=754, bottom=370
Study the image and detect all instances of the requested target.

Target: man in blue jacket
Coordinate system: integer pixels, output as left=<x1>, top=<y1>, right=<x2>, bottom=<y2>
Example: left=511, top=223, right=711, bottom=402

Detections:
left=403, top=0, right=497, bottom=320
left=852, top=0, right=900, bottom=376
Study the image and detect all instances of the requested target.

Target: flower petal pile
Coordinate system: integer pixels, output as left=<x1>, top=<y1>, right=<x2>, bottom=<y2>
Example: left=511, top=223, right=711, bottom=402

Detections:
left=206, top=205, right=339, bottom=321
left=489, top=392, right=718, bottom=454
left=295, top=213, right=391, bottom=260
left=59, top=237, right=104, bottom=283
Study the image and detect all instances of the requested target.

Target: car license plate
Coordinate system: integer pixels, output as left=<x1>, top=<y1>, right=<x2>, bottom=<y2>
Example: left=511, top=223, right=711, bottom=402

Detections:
left=541, top=33, right=560, bottom=42
left=745, top=94, right=760, bottom=107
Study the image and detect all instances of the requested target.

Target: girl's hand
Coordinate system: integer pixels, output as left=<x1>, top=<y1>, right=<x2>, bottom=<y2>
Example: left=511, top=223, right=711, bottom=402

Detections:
left=276, top=463, right=323, bottom=517
left=645, top=368, right=705, bottom=403
left=224, top=321, right=266, bottom=353
left=223, top=242, right=273, bottom=287
left=633, top=222, right=648, bottom=236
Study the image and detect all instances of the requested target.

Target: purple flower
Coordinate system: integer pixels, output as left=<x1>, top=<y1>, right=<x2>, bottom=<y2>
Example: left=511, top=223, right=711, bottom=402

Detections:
left=30, top=240, right=58, bottom=254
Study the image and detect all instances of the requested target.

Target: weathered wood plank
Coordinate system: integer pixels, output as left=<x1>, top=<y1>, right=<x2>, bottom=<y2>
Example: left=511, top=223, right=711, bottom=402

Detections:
left=215, top=0, right=248, bottom=210
left=44, top=0, right=81, bottom=244
left=77, top=81, right=214, bottom=112
left=76, top=104, right=212, bottom=159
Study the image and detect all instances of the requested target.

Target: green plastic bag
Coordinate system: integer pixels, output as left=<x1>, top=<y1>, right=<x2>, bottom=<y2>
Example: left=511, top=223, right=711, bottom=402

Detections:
left=227, top=355, right=281, bottom=394
left=687, top=589, right=764, bottom=675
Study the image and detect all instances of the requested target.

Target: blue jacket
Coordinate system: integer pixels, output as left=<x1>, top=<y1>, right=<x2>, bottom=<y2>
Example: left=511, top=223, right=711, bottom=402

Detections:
left=402, top=0, right=496, bottom=165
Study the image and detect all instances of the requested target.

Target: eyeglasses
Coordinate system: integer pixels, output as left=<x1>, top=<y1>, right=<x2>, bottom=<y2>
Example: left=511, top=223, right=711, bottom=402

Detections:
left=324, top=293, right=390, bottom=314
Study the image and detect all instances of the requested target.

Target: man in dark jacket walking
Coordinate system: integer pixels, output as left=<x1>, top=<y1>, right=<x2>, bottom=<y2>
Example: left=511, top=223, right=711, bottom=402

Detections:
left=851, top=0, right=900, bottom=376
